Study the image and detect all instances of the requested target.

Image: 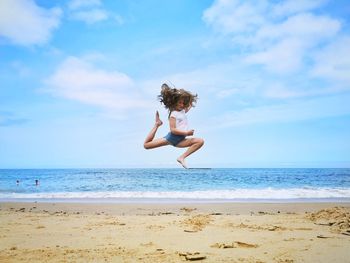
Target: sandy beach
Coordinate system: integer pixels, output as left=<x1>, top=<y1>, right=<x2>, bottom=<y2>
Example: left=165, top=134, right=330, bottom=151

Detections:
left=1, top=202, right=349, bottom=262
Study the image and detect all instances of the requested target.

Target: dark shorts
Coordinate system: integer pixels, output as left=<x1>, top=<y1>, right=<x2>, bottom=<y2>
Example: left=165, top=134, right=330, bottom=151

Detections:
left=164, top=132, right=186, bottom=146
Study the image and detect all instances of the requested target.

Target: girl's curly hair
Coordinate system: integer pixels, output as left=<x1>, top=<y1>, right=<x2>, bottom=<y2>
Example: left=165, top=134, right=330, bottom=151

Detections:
left=158, top=83, right=198, bottom=113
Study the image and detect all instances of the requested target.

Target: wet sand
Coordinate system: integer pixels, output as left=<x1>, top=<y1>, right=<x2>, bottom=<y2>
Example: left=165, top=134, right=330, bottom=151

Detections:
left=1, top=202, right=349, bottom=262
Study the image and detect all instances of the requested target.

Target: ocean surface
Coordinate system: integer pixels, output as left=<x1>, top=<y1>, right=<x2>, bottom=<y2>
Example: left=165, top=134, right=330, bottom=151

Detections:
left=0, top=168, right=350, bottom=202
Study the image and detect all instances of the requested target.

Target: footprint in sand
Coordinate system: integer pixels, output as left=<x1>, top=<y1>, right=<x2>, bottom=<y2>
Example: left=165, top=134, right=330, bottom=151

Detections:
left=180, top=207, right=197, bottom=213
left=178, top=252, right=206, bottom=261
left=140, top=242, right=155, bottom=247
left=211, top=241, right=258, bottom=249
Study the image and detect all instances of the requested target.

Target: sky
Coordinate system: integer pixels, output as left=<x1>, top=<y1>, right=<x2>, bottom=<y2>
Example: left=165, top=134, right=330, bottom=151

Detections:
left=0, top=0, right=350, bottom=168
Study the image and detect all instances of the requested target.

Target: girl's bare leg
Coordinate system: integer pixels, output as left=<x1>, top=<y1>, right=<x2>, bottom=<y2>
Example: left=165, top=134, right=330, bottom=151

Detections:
left=144, top=111, right=170, bottom=149
left=175, top=138, right=204, bottom=168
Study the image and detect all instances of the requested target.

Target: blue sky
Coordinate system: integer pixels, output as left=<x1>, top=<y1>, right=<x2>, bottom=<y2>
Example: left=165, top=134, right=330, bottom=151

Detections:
left=0, top=0, right=349, bottom=168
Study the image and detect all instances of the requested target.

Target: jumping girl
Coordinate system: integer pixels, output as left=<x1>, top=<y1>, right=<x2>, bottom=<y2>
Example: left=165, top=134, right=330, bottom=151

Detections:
left=143, top=83, right=204, bottom=168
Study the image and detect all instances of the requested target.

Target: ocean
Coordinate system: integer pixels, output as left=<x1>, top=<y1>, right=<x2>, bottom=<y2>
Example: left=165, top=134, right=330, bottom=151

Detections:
left=0, top=168, right=349, bottom=202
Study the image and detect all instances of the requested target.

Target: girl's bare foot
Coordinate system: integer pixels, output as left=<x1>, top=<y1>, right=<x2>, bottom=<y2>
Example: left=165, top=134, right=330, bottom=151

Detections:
left=155, top=111, right=163, bottom=127
left=177, top=157, right=188, bottom=169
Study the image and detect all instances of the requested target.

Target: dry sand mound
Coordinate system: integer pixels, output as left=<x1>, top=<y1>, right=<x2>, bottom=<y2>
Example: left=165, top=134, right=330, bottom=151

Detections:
left=307, top=206, right=350, bottom=233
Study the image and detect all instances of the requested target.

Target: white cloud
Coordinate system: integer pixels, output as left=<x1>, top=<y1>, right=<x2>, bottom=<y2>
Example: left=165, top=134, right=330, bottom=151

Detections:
left=139, top=61, right=277, bottom=124
left=113, top=14, right=125, bottom=26
left=262, top=83, right=328, bottom=99
left=44, top=56, right=152, bottom=112
left=246, top=13, right=340, bottom=73
left=67, top=0, right=122, bottom=25
left=11, top=61, right=31, bottom=77
left=213, top=94, right=350, bottom=128
left=245, top=37, right=305, bottom=73
left=71, top=9, right=108, bottom=24
left=141, top=63, right=249, bottom=94
left=217, top=88, right=240, bottom=99
left=255, top=13, right=340, bottom=43
left=68, top=0, right=101, bottom=10
left=311, top=36, right=350, bottom=83
left=263, top=83, right=302, bottom=99
left=272, top=0, right=328, bottom=17
left=0, top=0, right=62, bottom=46
left=203, top=0, right=268, bottom=34
left=203, top=0, right=343, bottom=75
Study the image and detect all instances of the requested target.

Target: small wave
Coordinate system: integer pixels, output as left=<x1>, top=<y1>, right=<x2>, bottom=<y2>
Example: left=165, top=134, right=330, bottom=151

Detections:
left=1, top=187, right=350, bottom=199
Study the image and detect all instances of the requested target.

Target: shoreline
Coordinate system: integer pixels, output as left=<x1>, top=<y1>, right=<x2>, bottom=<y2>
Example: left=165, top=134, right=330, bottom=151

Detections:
left=1, top=197, right=350, bottom=204
left=1, top=201, right=350, bottom=215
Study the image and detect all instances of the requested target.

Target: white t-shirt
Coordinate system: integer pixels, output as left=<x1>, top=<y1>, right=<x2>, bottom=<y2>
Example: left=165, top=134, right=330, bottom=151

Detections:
left=170, top=110, right=189, bottom=131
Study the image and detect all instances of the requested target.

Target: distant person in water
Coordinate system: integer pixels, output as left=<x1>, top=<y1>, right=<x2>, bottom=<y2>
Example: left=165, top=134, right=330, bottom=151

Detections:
left=143, top=83, right=204, bottom=168
left=35, top=179, right=39, bottom=186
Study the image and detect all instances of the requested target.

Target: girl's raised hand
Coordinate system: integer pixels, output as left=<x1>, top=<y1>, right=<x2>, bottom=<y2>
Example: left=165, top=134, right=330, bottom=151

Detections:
left=187, top=129, right=194, bottom=136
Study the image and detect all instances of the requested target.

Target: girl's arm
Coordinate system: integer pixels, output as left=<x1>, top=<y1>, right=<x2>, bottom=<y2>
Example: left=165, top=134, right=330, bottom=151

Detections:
left=169, top=117, right=193, bottom=136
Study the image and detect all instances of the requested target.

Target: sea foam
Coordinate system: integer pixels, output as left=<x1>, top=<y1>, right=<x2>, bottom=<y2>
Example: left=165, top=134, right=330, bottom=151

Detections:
left=1, top=187, right=350, bottom=200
